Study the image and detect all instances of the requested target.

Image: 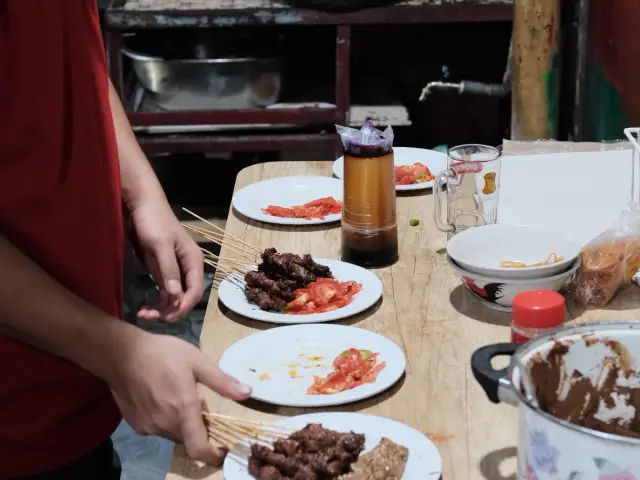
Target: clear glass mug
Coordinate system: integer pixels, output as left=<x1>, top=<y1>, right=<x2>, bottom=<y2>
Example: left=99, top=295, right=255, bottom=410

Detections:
left=433, top=144, right=502, bottom=238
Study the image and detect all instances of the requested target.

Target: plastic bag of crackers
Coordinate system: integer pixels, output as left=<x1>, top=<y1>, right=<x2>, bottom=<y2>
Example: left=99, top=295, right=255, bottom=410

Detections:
left=570, top=203, right=640, bottom=307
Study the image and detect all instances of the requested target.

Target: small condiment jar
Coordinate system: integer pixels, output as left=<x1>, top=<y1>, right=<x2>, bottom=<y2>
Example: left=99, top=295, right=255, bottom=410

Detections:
left=511, top=290, right=565, bottom=344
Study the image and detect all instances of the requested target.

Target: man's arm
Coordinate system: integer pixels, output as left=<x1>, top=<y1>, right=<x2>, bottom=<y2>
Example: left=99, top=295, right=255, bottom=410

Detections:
left=108, top=80, right=164, bottom=210
left=106, top=79, right=204, bottom=322
left=0, top=231, right=249, bottom=464
left=0, top=233, right=132, bottom=381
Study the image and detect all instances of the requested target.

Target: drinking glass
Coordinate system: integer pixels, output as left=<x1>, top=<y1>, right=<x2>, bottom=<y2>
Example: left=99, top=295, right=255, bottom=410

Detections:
left=433, top=144, right=502, bottom=238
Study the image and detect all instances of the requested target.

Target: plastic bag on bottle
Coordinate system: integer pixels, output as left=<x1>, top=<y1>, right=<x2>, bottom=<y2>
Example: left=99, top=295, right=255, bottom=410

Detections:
left=335, top=122, right=394, bottom=154
left=570, top=203, right=640, bottom=307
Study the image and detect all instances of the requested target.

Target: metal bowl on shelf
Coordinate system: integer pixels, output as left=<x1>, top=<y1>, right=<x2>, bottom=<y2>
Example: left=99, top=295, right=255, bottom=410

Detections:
left=121, top=45, right=282, bottom=111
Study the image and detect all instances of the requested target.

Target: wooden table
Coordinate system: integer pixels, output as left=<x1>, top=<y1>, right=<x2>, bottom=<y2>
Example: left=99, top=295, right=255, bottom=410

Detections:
left=168, top=145, right=640, bottom=480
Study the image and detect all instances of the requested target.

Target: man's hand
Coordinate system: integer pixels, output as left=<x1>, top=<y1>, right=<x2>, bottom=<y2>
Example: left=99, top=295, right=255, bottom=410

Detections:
left=129, top=196, right=204, bottom=322
left=110, top=329, right=252, bottom=465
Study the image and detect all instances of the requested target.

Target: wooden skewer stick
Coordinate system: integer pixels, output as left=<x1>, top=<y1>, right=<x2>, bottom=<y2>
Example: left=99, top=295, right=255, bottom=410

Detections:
left=184, top=224, right=256, bottom=261
left=202, top=250, right=256, bottom=271
left=204, top=259, right=245, bottom=282
left=185, top=224, right=227, bottom=245
left=208, top=417, right=284, bottom=445
left=204, top=252, right=255, bottom=268
left=205, top=427, right=245, bottom=458
left=204, top=413, right=295, bottom=433
left=182, top=208, right=261, bottom=253
left=199, top=244, right=247, bottom=265
left=201, top=250, right=247, bottom=276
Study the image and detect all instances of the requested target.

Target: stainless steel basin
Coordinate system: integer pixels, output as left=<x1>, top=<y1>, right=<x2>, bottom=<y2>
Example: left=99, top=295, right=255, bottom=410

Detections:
left=122, top=46, right=282, bottom=111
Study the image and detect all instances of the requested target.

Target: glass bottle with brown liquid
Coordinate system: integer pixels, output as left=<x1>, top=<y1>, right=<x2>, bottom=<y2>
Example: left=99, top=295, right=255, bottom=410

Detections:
left=336, top=123, right=399, bottom=268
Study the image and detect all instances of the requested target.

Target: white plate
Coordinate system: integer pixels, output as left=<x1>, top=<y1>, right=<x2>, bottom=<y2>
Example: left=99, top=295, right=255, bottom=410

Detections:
left=223, top=412, right=443, bottom=480
left=232, top=176, right=343, bottom=226
left=333, top=146, right=447, bottom=191
left=219, top=324, right=406, bottom=407
left=218, top=258, right=383, bottom=324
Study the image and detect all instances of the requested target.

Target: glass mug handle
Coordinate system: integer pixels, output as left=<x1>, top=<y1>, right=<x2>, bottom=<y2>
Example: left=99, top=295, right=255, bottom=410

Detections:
left=433, top=169, right=455, bottom=233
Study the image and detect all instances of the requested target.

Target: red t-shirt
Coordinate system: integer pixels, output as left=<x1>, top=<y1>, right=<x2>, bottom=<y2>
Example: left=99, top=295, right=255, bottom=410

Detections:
left=0, top=1, right=123, bottom=476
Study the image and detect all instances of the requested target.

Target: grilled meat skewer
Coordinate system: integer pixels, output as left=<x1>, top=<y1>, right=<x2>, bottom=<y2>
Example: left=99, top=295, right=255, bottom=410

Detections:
left=245, top=271, right=295, bottom=301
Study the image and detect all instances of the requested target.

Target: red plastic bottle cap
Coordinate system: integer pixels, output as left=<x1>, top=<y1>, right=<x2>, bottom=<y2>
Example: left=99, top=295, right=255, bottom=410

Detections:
left=512, top=290, right=565, bottom=329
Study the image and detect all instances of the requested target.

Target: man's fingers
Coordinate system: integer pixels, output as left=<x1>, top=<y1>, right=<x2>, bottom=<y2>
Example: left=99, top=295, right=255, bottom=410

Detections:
left=181, top=402, right=224, bottom=465
left=175, top=236, right=204, bottom=317
left=193, top=356, right=252, bottom=400
left=150, top=243, right=184, bottom=306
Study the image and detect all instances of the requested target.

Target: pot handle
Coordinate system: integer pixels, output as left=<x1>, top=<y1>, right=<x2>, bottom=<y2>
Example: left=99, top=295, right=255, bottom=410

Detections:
left=471, top=342, right=519, bottom=404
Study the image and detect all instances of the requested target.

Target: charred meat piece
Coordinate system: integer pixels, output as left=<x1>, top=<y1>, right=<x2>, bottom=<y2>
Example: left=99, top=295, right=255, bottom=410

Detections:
left=257, top=264, right=305, bottom=290
left=262, top=253, right=316, bottom=285
left=245, top=271, right=295, bottom=301
left=245, top=288, right=286, bottom=312
left=248, top=424, right=364, bottom=480
left=280, top=252, right=332, bottom=278
left=302, top=253, right=332, bottom=278
left=274, top=438, right=300, bottom=457
left=261, top=249, right=332, bottom=284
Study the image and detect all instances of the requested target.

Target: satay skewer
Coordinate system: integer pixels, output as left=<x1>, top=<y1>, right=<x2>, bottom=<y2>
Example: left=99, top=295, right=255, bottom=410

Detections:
left=182, top=208, right=261, bottom=254
left=183, top=224, right=256, bottom=261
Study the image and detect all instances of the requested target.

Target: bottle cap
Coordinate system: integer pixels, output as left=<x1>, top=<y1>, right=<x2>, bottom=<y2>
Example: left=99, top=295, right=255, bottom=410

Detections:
left=512, top=290, right=565, bottom=329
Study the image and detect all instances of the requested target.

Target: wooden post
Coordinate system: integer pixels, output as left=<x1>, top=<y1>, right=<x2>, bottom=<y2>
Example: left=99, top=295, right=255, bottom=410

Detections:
left=511, top=0, right=561, bottom=140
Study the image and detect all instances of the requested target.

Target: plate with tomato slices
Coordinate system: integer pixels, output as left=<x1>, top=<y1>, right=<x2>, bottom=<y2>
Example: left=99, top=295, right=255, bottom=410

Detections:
left=232, top=176, right=343, bottom=225
left=218, top=259, right=383, bottom=324
left=333, top=146, right=447, bottom=191
left=218, top=324, right=406, bottom=407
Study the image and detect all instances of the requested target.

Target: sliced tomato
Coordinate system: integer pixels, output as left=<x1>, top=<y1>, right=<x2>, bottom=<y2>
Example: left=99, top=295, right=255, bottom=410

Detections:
left=395, top=165, right=416, bottom=185
left=307, top=371, right=348, bottom=395
left=262, top=206, right=295, bottom=217
left=307, top=348, right=386, bottom=395
left=303, top=197, right=336, bottom=208
left=309, top=282, right=338, bottom=306
left=262, top=197, right=342, bottom=220
left=284, top=292, right=311, bottom=310
left=286, top=279, right=362, bottom=315
left=362, top=360, right=386, bottom=383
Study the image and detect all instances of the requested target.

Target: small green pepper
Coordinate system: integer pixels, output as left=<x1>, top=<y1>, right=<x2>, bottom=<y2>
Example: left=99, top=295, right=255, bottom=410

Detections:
left=409, top=218, right=420, bottom=226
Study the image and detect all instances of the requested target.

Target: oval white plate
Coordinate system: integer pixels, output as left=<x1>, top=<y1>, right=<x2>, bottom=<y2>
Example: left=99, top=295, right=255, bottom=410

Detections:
left=223, top=412, right=443, bottom=480
left=333, top=147, right=447, bottom=191
left=219, top=324, right=406, bottom=407
left=218, top=258, right=383, bottom=324
left=232, top=176, right=343, bottom=226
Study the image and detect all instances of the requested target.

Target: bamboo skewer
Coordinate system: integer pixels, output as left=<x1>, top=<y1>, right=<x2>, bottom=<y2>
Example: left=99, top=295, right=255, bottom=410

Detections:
left=182, top=208, right=261, bottom=254
left=183, top=224, right=257, bottom=262
left=204, top=259, right=245, bottom=286
left=206, top=413, right=295, bottom=433
left=201, top=248, right=249, bottom=276
left=202, top=413, right=294, bottom=458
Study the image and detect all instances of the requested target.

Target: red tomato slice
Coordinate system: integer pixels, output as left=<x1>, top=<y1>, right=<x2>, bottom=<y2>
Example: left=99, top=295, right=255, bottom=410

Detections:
left=307, top=371, right=348, bottom=394
left=262, top=206, right=295, bottom=217
left=303, top=197, right=336, bottom=208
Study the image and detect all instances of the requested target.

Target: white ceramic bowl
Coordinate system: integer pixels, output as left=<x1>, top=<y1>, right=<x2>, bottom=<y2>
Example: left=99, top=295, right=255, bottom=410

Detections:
left=446, top=224, right=581, bottom=280
left=447, top=255, right=580, bottom=312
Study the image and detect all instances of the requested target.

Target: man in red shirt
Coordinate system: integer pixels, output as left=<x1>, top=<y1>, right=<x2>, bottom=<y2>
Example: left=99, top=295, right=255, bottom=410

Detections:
left=0, top=2, right=251, bottom=478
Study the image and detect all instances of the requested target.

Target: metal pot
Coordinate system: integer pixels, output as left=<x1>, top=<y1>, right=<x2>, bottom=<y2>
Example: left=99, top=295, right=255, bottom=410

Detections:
left=471, top=321, right=640, bottom=479
left=122, top=46, right=281, bottom=111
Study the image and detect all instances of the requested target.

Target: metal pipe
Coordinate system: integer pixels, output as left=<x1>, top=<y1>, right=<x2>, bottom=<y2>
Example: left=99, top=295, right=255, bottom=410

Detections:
left=418, top=37, right=513, bottom=102
left=419, top=80, right=509, bottom=101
